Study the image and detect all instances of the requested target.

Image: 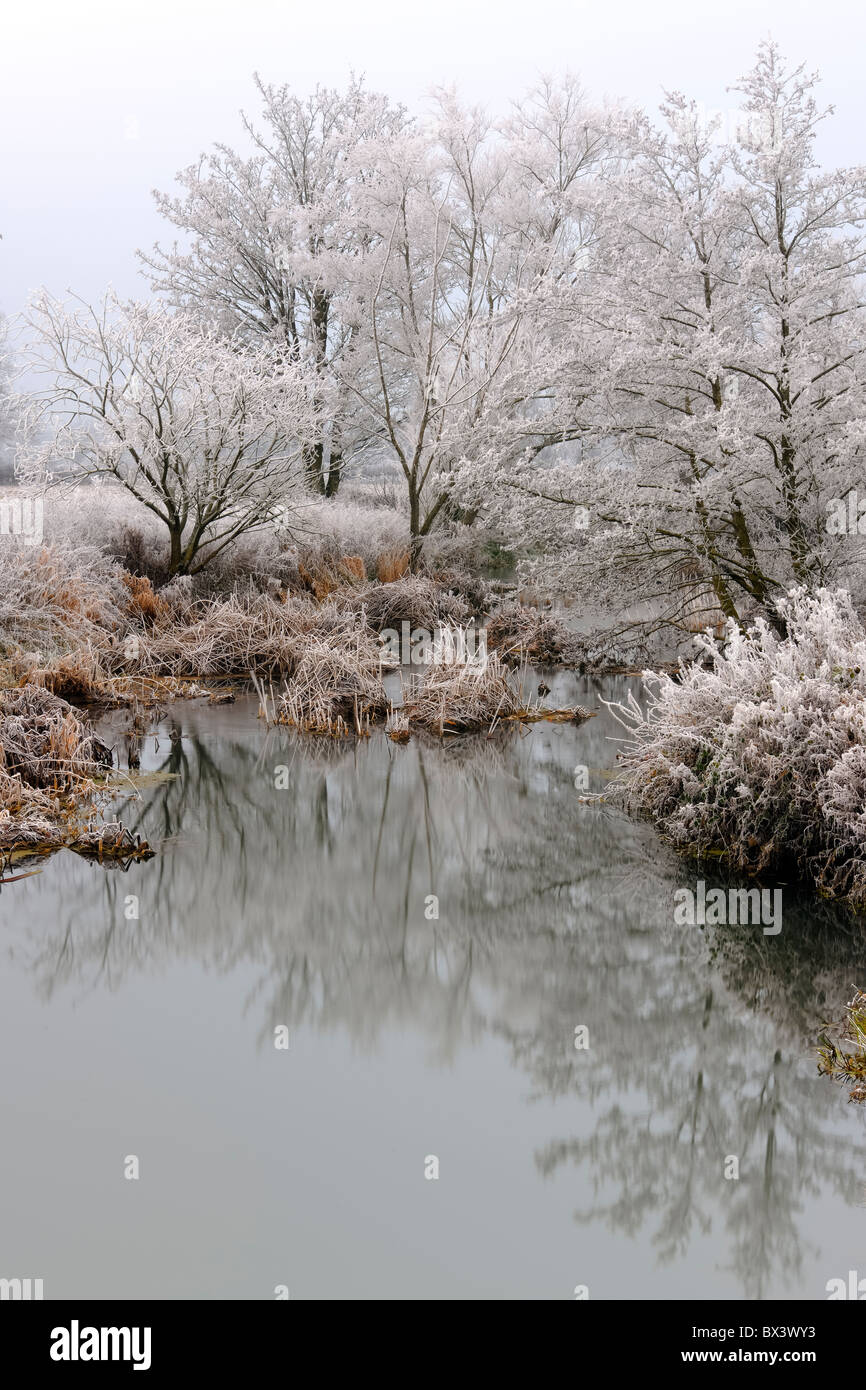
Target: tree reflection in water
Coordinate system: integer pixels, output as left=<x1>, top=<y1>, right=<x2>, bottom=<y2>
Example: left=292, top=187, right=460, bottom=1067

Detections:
left=4, top=678, right=865, bottom=1298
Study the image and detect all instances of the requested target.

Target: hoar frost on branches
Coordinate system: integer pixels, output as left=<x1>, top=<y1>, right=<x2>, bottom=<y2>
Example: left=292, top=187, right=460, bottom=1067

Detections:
left=141, top=73, right=613, bottom=557
left=140, top=76, right=412, bottom=497
left=18, top=45, right=866, bottom=611
left=607, top=588, right=866, bottom=907
left=465, top=42, right=866, bottom=628
left=24, top=292, right=318, bottom=577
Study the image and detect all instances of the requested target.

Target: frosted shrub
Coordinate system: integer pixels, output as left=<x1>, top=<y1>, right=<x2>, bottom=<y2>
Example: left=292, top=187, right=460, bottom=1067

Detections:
left=293, top=499, right=408, bottom=572
left=0, top=540, right=127, bottom=658
left=608, top=588, right=866, bottom=907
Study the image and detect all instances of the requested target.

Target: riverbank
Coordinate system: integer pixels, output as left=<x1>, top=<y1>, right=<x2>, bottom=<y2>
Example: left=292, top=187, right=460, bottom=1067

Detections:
left=0, top=541, right=630, bottom=853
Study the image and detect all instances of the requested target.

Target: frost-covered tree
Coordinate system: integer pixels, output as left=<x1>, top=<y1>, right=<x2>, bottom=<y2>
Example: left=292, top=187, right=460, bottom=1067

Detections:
left=470, top=44, right=866, bottom=628
left=25, top=292, right=317, bottom=577
left=348, top=85, right=609, bottom=566
left=721, top=43, right=866, bottom=592
left=348, top=111, right=519, bottom=565
left=142, top=73, right=610, bottom=536
left=140, top=77, right=411, bottom=496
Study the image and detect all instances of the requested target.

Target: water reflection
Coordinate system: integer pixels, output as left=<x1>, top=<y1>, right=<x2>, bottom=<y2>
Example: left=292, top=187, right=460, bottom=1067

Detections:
left=3, top=677, right=864, bottom=1298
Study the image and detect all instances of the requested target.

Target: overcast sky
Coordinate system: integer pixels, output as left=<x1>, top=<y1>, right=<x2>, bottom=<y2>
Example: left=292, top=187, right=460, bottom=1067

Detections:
left=2, top=0, right=864, bottom=321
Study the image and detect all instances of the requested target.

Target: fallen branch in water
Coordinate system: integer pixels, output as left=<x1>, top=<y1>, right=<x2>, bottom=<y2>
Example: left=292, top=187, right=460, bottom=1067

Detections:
left=0, top=867, right=44, bottom=885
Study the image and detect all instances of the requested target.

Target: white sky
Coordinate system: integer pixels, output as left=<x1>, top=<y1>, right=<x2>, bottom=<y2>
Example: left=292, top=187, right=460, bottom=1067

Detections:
left=2, top=0, right=864, bottom=318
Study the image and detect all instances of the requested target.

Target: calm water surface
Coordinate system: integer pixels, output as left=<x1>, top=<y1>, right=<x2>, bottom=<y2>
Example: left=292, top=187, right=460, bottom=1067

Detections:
left=1, top=673, right=864, bottom=1299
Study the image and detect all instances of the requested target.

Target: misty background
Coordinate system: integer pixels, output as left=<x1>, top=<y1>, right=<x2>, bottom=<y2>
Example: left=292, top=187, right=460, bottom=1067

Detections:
left=2, top=0, right=864, bottom=322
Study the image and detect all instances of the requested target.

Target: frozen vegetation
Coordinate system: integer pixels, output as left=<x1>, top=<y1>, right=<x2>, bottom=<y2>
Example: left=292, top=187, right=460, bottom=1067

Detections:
left=2, top=42, right=866, bottom=924
left=608, top=590, right=866, bottom=909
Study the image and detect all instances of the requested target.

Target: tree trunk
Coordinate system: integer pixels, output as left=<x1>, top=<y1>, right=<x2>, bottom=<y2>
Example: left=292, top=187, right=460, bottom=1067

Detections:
left=408, top=486, right=422, bottom=572
left=778, top=433, right=812, bottom=586
left=324, top=448, right=342, bottom=498
left=168, top=525, right=184, bottom=578
left=302, top=441, right=327, bottom=495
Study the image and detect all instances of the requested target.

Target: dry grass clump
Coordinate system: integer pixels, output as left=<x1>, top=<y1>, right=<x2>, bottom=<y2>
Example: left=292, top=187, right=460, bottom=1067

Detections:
left=66, top=822, right=155, bottom=864
left=376, top=548, right=410, bottom=583
left=0, top=544, right=127, bottom=658
left=0, top=685, right=112, bottom=790
left=430, top=568, right=490, bottom=615
left=6, top=566, right=469, bottom=707
left=402, top=641, right=594, bottom=736
left=0, top=767, right=62, bottom=848
left=0, top=685, right=143, bottom=856
left=0, top=685, right=157, bottom=859
left=0, top=545, right=176, bottom=703
left=253, top=626, right=389, bottom=737
left=404, top=653, right=523, bottom=734
left=127, top=594, right=300, bottom=678
left=11, top=647, right=214, bottom=709
left=122, top=594, right=365, bottom=680
left=120, top=572, right=171, bottom=623
left=818, top=990, right=866, bottom=1103
left=0, top=546, right=485, bottom=707
left=280, top=645, right=388, bottom=736
left=19, top=644, right=114, bottom=704
left=120, top=583, right=479, bottom=692
left=346, top=575, right=470, bottom=634
left=253, top=627, right=593, bottom=741
left=486, top=604, right=585, bottom=667
left=298, top=554, right=369, bottom=599
left=341, top=555, right=366, bottom=583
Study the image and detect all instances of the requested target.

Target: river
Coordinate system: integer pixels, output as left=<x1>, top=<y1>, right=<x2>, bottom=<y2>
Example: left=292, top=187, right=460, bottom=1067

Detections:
left=1, top=674, right=864, bottom=1299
